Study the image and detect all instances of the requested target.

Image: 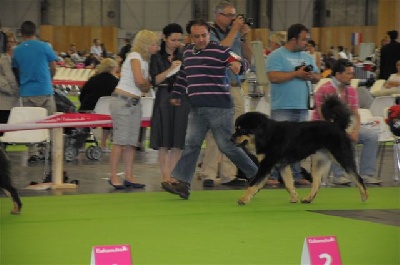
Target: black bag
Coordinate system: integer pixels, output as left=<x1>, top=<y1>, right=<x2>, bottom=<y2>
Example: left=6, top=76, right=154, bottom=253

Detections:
left=54, top=88, right=76, bottom=113
left=387, top=105, right=400, bottom=136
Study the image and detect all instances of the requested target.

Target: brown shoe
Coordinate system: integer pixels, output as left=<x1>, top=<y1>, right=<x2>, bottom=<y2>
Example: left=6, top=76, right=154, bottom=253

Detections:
left=266, top=178, right=280, bottom=185
left=295, top=178, right=311, bottom=185
left=161, top=181, right=191, bottom=199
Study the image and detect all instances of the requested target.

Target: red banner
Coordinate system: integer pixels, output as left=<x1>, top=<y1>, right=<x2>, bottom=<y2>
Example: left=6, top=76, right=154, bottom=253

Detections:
left=0, top=113, right=112, bottom=132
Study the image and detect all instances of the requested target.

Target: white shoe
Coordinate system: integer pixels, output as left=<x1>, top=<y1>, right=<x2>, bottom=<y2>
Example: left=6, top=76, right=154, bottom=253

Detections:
left=361, top=175, right=382, bottom=184
left=101, top=148, right=111, bottom=153
left=332, top=176, right=351, bottom=185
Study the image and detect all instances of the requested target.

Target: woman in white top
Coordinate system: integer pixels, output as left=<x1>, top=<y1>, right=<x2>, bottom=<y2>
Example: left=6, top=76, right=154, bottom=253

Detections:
left=337, top=45, right=348, bottom=59
left=266, top=31, right=286, bottom=55
left=373, top=60, right=400, bottom=96
left=109, top=30, right=159, bottom=189
left=307, top=39, right=321, bottom=71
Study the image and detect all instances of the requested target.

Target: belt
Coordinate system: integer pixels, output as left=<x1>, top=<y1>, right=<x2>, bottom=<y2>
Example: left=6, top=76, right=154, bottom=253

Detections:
left=111, top=92, right=140, bottom=105
left=230, top=82, right=240, bottom=87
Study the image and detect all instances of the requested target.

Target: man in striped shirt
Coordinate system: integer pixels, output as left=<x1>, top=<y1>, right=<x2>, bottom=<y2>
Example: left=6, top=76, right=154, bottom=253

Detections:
left=161, top=19, right=258, bottom=199
left=312, top=59, right=380, bottom=185
left=200, top=1, right=253, bottom=188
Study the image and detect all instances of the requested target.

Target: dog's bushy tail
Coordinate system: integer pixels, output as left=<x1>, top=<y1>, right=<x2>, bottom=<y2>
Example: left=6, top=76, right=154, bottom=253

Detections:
left=321, top=95, right=352, bottom=130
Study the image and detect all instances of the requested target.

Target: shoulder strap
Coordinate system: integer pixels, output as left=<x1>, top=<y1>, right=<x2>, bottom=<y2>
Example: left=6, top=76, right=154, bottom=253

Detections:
left=210, top=24, right=223, bottom=42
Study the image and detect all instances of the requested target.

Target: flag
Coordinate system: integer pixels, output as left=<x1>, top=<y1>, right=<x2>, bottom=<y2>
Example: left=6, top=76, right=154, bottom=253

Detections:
left=351, top=32, right=362, bottom=46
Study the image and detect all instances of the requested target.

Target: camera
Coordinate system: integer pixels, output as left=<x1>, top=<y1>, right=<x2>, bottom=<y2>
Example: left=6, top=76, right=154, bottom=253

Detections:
left=295, top=62, right=313, bottom=72
left=237, top=14, right=254, bottom=26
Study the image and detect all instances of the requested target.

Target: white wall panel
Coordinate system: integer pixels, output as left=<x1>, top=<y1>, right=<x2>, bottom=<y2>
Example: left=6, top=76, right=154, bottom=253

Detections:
left=65, top=0, right=83, bottom=26
left=271, top=0, right=313, bottom=31
left=119, top=0, right=192, bottom=33
left=83, top=0, right=102, bottom=26
left=46, top=0, right=64, bottom=26
left=0, top=0, right=40, bottom=29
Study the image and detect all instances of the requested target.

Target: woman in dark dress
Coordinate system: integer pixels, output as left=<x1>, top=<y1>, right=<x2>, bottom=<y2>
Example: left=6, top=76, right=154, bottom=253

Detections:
left=149, top=23, right=190, bottom=183
left=79, top=58, right=119, bottom=151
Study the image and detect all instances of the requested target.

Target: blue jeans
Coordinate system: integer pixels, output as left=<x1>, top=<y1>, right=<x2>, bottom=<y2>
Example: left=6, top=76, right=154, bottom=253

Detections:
left=332, top=127, right=378, bottom=177
left=269, top=109, right=309, bottom=181
left=172, top=107, right=258, bottom=183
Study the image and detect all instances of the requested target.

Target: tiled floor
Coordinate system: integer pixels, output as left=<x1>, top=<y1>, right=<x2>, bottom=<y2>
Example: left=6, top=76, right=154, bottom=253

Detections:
left=4, top=143, right=400, bottom=198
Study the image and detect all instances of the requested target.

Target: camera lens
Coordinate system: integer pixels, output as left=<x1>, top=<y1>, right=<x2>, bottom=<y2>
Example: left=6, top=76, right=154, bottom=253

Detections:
left=245, top=18, right=254, bottom=26
left=305, top=65, right=313, bottom=72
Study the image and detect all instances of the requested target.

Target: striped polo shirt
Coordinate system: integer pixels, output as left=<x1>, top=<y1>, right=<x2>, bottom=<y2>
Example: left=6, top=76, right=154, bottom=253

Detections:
left=171, top=42, right=249, bottom=108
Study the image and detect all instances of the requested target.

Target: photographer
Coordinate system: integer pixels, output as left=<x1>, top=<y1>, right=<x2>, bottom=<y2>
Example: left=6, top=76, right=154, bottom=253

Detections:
left=265, top=23, right=321, bottom=185
left=199, top=0, right=253, bottom=188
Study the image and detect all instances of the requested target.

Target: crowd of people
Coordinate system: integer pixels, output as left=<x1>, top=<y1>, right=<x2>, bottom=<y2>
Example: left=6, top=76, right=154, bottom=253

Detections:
left=1, top=0, right=399, bottom=197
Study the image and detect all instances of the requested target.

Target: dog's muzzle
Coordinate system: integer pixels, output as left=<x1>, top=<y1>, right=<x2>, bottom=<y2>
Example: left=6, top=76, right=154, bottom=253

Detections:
left=230, top=134, right=236, bottom=143
left=237, top=139, right=248, bottom=147
left=231, top=133, right=248, bottom=147
left=230, top=132, right=241, bottom=143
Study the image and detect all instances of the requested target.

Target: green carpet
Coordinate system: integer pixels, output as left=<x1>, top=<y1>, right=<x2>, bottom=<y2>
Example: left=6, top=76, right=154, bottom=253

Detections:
left=67, top=95, right=80, bottom=109
left=1, top=187, right=399, bottom=265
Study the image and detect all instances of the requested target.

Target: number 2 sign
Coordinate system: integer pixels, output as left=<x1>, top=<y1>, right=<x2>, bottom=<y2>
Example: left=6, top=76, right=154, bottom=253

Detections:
left=301, top=236, right=342, bottom=265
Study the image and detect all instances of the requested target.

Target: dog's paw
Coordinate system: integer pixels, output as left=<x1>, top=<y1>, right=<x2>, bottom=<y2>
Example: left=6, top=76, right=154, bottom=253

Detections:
left=361, top=192, right=368, bottom=202
left=237, top=199, right=246, bottom=206
left=301, top=198, right=312, bottom=204
left=301, top=194, right=316, bottom=204
left=289, top=193, right=298, bottom=203
left=237, top=196, right=249, bottom=205
left=10, top=208, right=21, bottom=215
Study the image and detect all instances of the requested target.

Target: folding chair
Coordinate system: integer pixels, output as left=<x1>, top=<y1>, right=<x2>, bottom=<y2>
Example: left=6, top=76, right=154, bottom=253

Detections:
left=359, top=108, right=395, bottom=180
left=370, top=79, right=387, bottom=96
left=69, top=69, right=80, bottom=81
left=0, top=107, right=51, bottom=177
left=350, top=78, right=360, bottom=88
left=53, top=67, right=66, bottom=80
left=76, top=69, right=88, bottom=82
left=369, top=96, right=396, bottom=117
left=94, top=96, right=112, bottom=115
left=0, top=107, right=50, bottom=146
left=84, top=69, right=95, bottom=81
left=313, top=78, right=330, bottom=92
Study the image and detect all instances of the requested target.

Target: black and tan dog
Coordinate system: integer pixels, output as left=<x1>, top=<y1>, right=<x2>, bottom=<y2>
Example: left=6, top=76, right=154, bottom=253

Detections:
left=0, top=147, right=22, bottom=214
left=232, top=96, right=368, bottom=205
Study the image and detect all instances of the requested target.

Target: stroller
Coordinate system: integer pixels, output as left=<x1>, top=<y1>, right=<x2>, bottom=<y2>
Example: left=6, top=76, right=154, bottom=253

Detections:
left=54, top=88, right=102, bottom=161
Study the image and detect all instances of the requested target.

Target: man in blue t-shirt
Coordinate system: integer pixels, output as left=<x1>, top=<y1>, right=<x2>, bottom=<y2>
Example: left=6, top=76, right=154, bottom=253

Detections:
left=265, top=23, right=321, bottom=185
left=12, top=20, right=58, bottom=163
